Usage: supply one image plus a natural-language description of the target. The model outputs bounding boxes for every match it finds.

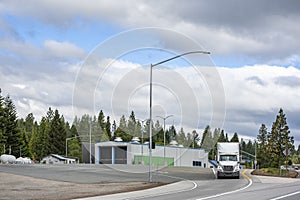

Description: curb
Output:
[76,180,196,200]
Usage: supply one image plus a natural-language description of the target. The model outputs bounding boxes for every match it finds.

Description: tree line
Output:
[0,88,298,168]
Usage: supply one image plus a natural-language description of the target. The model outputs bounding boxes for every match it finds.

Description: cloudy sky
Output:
[0,0,300,146]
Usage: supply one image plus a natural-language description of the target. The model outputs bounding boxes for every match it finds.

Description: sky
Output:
[0,0,300,146]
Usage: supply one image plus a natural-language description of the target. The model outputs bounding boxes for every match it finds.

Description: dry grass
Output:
[0,172,166,200]
[251,168,299,178]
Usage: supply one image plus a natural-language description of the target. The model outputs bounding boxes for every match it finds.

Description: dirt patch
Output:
[0,172,166,200]
[251,169,299,178]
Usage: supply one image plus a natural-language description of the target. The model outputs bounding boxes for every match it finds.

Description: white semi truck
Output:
[217,142,240,179]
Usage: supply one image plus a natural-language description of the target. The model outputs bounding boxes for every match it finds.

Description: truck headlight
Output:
[217,165,223,172]
[233,165,240,172]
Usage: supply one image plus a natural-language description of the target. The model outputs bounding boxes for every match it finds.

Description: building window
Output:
[193,161,202,167]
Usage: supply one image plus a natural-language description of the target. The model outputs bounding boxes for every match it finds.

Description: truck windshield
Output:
[220,155,237,161]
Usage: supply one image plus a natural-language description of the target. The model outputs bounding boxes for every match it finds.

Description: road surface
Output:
[1,164,300,200]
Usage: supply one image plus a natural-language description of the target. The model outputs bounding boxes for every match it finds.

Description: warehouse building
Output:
[94,138,210,168]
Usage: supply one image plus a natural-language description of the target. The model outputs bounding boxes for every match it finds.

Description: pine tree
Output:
[114,115,131,141]
[128,111,136,137]
[105,116,112,140]
[267,108,293,168]
[225,133,229,142]
[67,125,82,161]
[154,120,163,144]
[176,127,186,146]
[191,130,199,148]
[218,130,227,142]
[257,124,269,167]
[29,122,39,160]
[98,110,105,131]
[200,125,214,159]
[168,125,177,142]
[48,109,66,155]
[230,132,239,142]
[0,89,4,154]
[112,120,117,138]
[3,95,21,156]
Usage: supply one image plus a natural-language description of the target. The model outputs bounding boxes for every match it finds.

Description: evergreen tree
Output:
[211,128,221,159]
[29,121,39,160]
[176,127,186,146]
[98,110,105,131]
[135,120,144,143]
[112,120,117,138]
[2,95,21,156]
[25,113,34,139]
[218,130,227,142]
[48,109,67,155]
[128,111,136,137]
[267,108,293,168]
[191,130,199,148]
[168,125,177,142]
[67,125,82,161]
[200,125,214,152]
[230,132,239,142]
[105,116,112,140]
[0,89,4,154]
[154,120,163,144]
[257,124,269,168]
[114,115,131,141]
[185,132,193,147]
[20,130,30,157]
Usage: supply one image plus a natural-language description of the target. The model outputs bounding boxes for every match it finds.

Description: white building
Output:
[41,154,78,164]
[95,141,210,168]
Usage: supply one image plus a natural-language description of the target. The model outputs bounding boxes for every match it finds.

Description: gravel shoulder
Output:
[0,172,165,200]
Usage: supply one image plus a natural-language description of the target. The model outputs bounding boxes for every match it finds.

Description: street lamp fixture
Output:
[149,50,210,182]
[137,118,147,158]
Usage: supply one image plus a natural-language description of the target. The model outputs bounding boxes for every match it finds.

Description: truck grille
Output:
[223,166,234,171]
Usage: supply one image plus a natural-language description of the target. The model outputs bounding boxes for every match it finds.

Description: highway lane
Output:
[90,170,300,200]
[201,172,300,200]
[126,171,250,200]
[126,170,300,200]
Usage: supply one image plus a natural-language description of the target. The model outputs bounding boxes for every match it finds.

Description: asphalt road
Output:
[1,164,300,200]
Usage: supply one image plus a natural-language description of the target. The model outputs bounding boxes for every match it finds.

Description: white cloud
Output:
[1,0,300,146]
[44,40,86,59]
[1,0,300,65]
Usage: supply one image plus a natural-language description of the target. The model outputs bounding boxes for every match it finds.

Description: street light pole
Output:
[137,119,147,157]
[66,135,80,157]
[157,115,173,163]
[149,50,210,182]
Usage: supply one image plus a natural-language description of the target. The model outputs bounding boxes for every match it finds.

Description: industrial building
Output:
[94,139,210,168]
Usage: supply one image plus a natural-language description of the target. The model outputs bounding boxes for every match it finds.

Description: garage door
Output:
[99,147,112,164]
[115,146,127,164]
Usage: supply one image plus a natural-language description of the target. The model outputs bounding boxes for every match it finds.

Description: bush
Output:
[251,168,298,178]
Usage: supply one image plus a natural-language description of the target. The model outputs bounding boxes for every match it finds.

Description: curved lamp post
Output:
[149,50,210,182]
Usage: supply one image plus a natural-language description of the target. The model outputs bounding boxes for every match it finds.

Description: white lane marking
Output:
[270,191,300,200]
[196,170,253,200]
[126,172,198,200]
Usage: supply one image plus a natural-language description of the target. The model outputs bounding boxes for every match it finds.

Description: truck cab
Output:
[217,142,240,179]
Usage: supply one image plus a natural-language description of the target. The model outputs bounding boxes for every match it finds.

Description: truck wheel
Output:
[217,172,221,179]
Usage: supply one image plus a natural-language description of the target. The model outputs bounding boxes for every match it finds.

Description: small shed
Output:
[41,154,78,164]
